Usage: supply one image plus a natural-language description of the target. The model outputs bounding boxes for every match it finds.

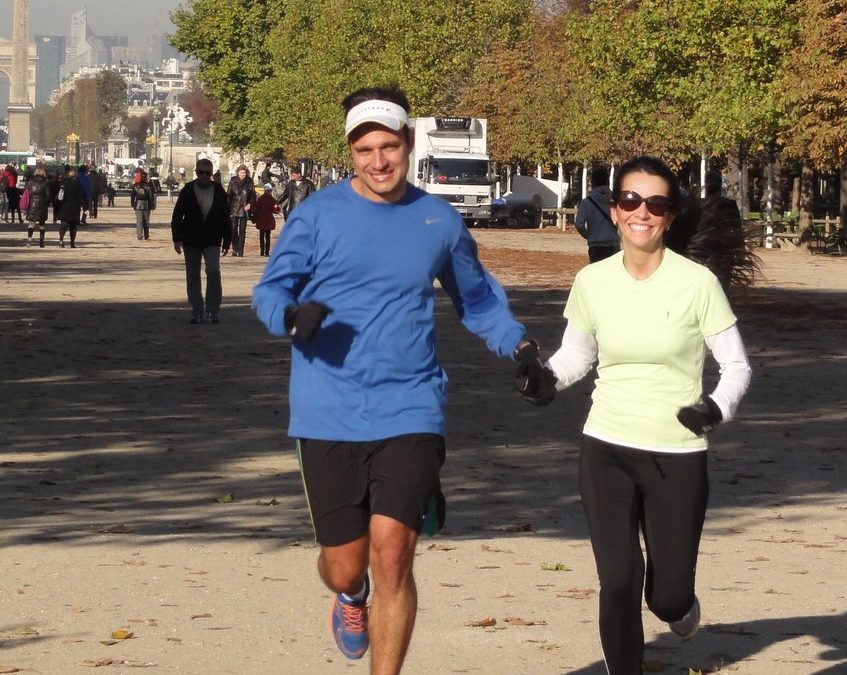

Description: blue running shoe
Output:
[329,577,369,659]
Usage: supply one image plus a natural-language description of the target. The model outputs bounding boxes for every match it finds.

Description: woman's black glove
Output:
[677,396,722,435]
[514,340,557,406]
[284,302,331,342]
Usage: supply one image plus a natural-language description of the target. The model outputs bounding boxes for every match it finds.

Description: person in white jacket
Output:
[520,155,751,675]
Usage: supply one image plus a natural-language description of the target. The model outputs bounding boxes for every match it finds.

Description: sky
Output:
[0,0,186,47]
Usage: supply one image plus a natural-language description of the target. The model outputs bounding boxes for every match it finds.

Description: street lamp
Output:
[152,109,162,174]
[66,132,79,164]
[168,109,175,177]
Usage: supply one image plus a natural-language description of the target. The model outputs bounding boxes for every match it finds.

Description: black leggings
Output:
[579,435,708,675]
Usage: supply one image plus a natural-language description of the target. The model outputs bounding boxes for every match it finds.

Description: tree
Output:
[170,0,286,150]
[243,0,534,162]
[779,0,847,227]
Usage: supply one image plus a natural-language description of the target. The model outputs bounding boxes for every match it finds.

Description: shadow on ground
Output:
[1,253,845,670]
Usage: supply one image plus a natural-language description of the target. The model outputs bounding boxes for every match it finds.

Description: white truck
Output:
[407,117,495,226]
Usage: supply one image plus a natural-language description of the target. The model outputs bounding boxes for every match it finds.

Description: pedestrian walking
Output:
[252,84,545,674]
[276,165,315,220]
[522,155,752,675]
[25,164,50,248]
[130,170,156,240]
[250,183,279,256]
[57,167,90,249]
[171,158,231,324]
[226,164,256,257]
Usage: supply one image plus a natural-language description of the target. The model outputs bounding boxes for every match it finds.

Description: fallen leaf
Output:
[540,562,571,572]
[426,543,456,551]
[689,669,704,675]
[439,582,462,588]
[255,498,280,506]
[480,544,513,553]
[110,630,133,640]
[465,617,497,628]
[215,494,235,504]
[96,524,131,534]
[76,658,114,667]
[0,667,22,673]
[191,613,213,620]
[504,616,547,626]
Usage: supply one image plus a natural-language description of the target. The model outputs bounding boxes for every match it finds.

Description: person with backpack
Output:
[24,164,50,248]
[575,166,620,263]
[131,170,156,240]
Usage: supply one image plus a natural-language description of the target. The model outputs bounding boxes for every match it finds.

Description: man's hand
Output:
[677,396,722,435]
[514,340,556,406]
[173,241,182,255]
[221,243,230,256]
[284,302,332,342]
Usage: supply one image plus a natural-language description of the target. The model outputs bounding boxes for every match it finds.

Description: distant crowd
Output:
[3,159,321,255]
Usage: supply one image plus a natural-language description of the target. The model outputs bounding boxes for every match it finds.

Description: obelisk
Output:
[7,0,33,152]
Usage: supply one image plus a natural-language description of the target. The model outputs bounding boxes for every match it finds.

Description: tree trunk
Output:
[799,159,814,229]
[841,162,847,232]
[726,147,746,218]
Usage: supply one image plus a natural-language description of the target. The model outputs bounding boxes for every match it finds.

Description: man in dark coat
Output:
[171,158,231,324]
[574,166,619,263]
[277,166,316,219]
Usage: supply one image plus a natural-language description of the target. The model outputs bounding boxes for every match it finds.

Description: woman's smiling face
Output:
[612,171,674,255]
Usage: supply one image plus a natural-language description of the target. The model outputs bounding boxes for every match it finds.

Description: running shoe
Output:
[668,595,700,640]
[329,577,369,659]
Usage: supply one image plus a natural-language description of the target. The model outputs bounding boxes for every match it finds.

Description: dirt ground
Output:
[1,198,845,675]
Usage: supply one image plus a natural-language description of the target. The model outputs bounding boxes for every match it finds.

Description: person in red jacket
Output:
[250,183,279,256]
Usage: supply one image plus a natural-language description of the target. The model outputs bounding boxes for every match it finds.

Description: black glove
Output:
[514,340,557,406]
[677,396,722,435]
[284,302,331,342]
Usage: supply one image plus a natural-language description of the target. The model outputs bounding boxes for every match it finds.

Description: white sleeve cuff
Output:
[705,325,752,422]
[546,322,598,390]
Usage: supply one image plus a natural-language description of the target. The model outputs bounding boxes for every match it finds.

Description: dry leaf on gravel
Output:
[191,613,212,620]
[464,617,497,628]
[0,667,22,673]
[215,494,235,504]
[76,659,114,667]
[504,616,547,626]
[110,630,133,640]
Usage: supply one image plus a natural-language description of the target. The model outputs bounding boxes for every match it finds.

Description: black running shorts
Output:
[296,433,446,547]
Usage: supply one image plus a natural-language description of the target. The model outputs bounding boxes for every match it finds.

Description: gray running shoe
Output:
[668,596,700,640]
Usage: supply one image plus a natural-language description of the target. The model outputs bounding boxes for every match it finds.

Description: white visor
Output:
[344,100,409,139]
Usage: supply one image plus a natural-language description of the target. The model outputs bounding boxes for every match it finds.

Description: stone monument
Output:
[7,0,32,152]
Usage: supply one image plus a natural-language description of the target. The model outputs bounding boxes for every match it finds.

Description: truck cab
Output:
[407,117,494,226]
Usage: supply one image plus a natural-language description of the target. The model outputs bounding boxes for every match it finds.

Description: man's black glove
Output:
[514,340,557,406]
[677,396,722,435]
[284,302,331,342]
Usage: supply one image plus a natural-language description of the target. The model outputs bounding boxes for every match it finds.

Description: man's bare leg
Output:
[318,536,370,594]
[368,514,418,675]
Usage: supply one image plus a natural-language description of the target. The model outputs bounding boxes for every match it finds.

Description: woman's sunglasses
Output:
[615,191,673,217]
